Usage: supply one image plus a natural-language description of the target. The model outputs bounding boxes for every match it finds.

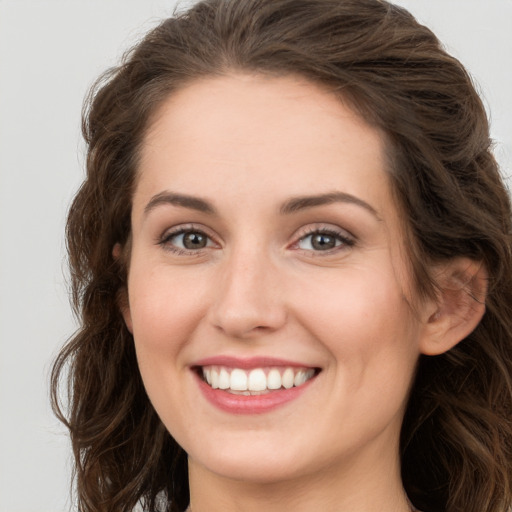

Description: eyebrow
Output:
[143,190,380,219]
[280,192,380,219]
[144,191,216,216]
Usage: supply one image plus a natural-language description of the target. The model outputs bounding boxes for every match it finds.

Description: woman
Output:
[51,0,512,511]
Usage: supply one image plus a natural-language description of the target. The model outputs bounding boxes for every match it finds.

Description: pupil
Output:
[312,234,335,250]
[183,232,206,249]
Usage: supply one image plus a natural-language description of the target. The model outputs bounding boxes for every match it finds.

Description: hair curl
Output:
[51,1,512,511]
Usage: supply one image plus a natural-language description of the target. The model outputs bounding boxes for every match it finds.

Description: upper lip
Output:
[192,355,318,370]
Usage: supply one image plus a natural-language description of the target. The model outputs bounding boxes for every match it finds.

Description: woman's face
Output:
[124,74,432,484]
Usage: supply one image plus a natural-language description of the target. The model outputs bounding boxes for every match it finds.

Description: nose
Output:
[209,248,287,339]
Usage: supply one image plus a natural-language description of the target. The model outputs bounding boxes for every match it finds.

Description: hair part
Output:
[51,1,512,511]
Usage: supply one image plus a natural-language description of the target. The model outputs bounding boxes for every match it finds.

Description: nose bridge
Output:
[210,242,286,338]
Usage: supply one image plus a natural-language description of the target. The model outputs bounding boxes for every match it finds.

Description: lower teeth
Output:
[227,389,274,396]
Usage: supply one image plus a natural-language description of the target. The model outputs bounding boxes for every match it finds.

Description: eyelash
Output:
[158,225,215,255]
[294,227,355,254]
[158,225,355,256]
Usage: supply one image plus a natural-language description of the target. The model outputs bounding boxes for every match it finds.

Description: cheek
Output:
[126,265,211,432]
[127,263,211,363]
[291,263,420,392]
[294,263,414,341]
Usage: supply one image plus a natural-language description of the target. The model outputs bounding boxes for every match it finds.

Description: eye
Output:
[296,229,354,252]
[159,227,216,253]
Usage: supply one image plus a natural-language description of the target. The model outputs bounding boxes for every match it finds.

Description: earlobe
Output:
[113,243,133,334]
[419,258,487,356]
[112,243,123,260]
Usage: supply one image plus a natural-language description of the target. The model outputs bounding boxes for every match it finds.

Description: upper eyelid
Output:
[159,223,216,240]
[293,223,355,241]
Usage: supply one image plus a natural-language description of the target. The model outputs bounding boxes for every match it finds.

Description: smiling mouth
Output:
[196,366,319,395]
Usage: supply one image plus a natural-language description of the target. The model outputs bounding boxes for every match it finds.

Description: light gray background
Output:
[0,1,510,511]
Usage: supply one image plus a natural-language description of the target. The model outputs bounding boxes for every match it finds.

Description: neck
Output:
[187,442,411,512]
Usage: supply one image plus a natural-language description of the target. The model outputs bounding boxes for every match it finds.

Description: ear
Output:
[113,243,133,334]
[419,258,487,356]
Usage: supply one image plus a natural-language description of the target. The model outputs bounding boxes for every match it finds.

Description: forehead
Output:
[138,73,390,205]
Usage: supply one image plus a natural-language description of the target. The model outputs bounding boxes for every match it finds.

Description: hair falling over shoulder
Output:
[51,1,512,511]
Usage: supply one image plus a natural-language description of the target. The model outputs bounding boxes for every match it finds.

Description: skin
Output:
[121,74,484,512]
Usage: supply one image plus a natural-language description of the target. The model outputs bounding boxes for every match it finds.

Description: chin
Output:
[184,430,331,486]
[197,454,310,485]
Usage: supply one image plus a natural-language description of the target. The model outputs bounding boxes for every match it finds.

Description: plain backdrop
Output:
[0,1,510,511]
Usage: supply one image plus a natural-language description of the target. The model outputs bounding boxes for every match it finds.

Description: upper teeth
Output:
[202,366,316,393]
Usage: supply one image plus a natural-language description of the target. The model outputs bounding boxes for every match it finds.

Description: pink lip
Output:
[191,356,319,414]
[194,372,315,415]
[192,355,315,369]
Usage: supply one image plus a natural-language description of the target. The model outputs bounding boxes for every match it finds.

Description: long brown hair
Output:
[51,1,512,511]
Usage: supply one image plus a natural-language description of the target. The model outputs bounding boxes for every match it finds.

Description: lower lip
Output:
[194,372,315,414]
